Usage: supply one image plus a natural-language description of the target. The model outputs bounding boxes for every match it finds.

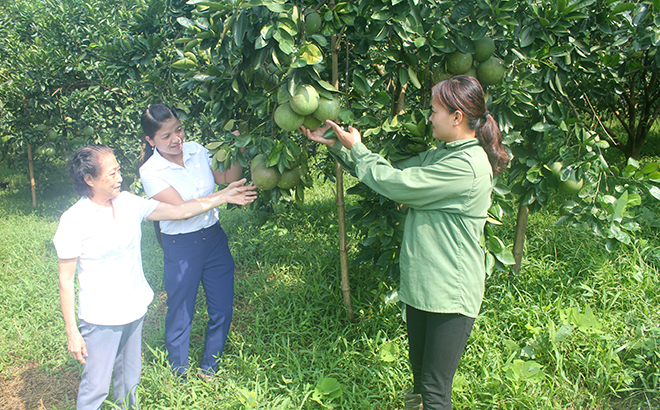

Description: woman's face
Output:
[428,99,456,142]
[86,153,122,202]
[147,116,185,159]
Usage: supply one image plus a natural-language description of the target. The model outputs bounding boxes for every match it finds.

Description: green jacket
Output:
[330,138,493,317]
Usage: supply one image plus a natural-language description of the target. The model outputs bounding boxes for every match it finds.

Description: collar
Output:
[436,138,480,150]
[79,194,118,212]
[151,142,197,170]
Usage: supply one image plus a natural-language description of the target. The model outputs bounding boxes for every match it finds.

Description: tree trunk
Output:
[27,143,37,208]
[512,202,529,275]
[331,2,354,322]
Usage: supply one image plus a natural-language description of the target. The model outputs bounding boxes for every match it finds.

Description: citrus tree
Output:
[159,0,660,282]
[0,0,155,202]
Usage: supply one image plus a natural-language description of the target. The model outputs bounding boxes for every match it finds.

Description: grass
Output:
[0,159,659,409]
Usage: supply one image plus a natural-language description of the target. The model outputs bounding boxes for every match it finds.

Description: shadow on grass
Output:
[0,363,79,410]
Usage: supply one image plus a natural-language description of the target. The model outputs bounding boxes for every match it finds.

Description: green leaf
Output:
[505,359,546,382]
[487,235,505,253]
[647,184,660,201]
[176,16,196,30]
[495,248,515,266]
[407,66,421,89]
[316,79,339,93]
[641,163,659,174]
[273,29,295,54]
[378,342,399,362]
[233,12,247,47]
[627,193,642,207]
[399,67,409,87]
[300,44,323,65]
[171,58,197,69]
[520,26,536,47]
[612,191,628,223]
[414,37,426,48]
[316,377,342,395]
[450,0,474,22]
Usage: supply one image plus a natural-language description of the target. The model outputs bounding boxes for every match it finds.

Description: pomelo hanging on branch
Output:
[277,167,302,189]
[473,37,495,62]
[477,57,506,86]
[290,84,320,116]
[304,12,322,35]
[274,103,305,132]
[303,115,323,131]
[446,51,473,75]
[312,96,341,122]
[250,154,281,190]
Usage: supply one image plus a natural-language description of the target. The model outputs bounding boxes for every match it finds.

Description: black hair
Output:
[432,75,510,175]
[69,145,114,198]
[139,104,179,166]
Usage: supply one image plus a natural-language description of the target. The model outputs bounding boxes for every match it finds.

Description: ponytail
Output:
[476,114,509,176]
[137,142,155,173]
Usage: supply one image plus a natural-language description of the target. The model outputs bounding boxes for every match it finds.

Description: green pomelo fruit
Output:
[82,126,94,136]
[473,37,495,62]
[312,96,341,122]
[560,177,584,194]
[36,146,46,155]
[446,51,473,74]
[548,161,563,178]
[274,103,305,132]
[36,124,47,131]
[303,115,323,131]
[44,146,56,157]
[305,12,322,35]
[464,66,477,78]
[47,130,58,140]
[251,154,281,190]
[277,167,301,189]
[477,57,506,86]
[432,69,451,84]
[290,84,320,116]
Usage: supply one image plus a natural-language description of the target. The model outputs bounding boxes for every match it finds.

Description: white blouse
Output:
[53,192,159,325]
[139,141,218,235]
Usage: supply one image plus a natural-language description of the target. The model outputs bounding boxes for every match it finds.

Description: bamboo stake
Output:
[27,142,37,208]
[512,202,529,275]
[330,0,354,322]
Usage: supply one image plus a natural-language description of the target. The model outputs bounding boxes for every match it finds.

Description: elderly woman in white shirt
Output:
[53,145,256,409]
[138,104,245,380]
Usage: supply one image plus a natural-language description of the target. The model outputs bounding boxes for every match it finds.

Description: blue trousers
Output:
[406,306,474,410]
[77,316,144,410]
[161,223,235,375]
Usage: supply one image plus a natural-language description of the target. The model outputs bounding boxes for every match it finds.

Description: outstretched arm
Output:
[147,178,257,221]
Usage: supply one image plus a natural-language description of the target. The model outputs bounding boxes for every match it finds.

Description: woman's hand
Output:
[300,122,334,146]
[219,178,258,206]
[325,120,361,149]
[67,328,87,364]
[301,120,361,150]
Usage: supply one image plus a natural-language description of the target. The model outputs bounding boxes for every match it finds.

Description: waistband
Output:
[161,221,221,240]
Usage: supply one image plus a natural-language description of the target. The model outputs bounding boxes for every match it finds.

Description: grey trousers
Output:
[76,316,144,410]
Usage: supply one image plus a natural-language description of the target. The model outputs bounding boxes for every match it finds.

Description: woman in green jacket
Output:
[301,75,509,410]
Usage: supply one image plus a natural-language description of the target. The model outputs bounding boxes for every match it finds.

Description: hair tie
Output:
[482,110,489,119]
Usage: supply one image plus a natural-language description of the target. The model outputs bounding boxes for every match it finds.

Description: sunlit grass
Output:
[0,162,658,409]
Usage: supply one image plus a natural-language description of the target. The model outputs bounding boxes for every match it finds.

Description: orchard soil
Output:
[0,364,78,410]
